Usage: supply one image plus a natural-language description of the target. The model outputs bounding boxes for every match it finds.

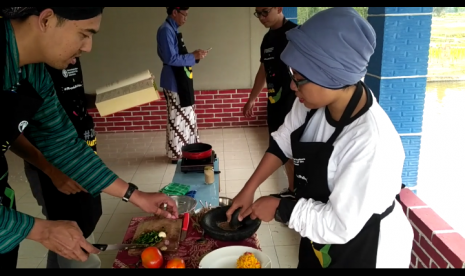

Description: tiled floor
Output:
[6,127,300,268]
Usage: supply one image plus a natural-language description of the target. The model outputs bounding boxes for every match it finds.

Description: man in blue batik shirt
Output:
[157,7,209,163]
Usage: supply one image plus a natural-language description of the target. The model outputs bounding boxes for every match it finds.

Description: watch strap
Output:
[122,183,138,202]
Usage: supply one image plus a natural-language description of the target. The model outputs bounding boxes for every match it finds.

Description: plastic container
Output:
[204,166,214,185]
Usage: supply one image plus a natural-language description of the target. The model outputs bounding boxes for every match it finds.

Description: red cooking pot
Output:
[181,143,212,160]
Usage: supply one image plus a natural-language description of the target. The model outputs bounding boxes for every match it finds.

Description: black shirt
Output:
[45,58,97,152]
[260,19,298,132]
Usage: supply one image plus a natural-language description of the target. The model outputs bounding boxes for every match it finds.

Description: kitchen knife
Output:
[91,243,152,252]
[180,213,189,241]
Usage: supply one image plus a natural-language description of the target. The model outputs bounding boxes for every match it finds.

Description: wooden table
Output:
[112,158,233,268]
[112,214,261,268]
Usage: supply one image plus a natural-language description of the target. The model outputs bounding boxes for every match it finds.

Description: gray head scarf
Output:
[281,7,376,89]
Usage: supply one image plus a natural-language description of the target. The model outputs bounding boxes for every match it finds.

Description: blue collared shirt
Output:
[157,17,196,93]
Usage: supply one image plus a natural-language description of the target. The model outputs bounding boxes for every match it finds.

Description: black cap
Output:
[37,7,104,20]
[0,7,104,20]
[166,7,189,15]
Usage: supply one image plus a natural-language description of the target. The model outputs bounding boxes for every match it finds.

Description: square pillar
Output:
[283,7,298,24]
[365,7,433,191]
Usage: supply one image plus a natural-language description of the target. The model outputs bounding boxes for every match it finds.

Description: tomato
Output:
[166,258,186,268]
[141,247,163,269]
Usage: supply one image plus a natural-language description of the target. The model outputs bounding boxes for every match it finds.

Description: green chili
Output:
[134,231,162,245]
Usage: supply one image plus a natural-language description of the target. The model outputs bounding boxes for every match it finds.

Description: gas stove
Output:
[180,150,216,173]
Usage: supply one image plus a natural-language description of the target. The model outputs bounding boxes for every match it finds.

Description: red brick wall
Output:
[88,88,269,133]
[399,189,465,268]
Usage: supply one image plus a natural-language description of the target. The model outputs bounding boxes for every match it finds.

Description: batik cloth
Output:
[163,89,200,159]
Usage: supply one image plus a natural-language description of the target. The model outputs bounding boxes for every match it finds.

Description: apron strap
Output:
[298,109,318,135]
[382,184,407,220]
[305,109,318,124]
[395,183,406,202]
[379,200,395,220]
[326,81,363,145]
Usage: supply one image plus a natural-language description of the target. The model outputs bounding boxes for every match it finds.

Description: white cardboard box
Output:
[95,70,161,117]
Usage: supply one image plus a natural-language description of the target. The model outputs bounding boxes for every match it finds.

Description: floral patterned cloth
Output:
[112,215,261,269]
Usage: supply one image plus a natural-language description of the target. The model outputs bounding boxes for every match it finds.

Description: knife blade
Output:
[180,213,190,241]
[91,243,152,252]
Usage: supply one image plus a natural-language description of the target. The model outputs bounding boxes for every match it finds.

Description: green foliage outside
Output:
[429,11,465,79]
[297,7,465,80]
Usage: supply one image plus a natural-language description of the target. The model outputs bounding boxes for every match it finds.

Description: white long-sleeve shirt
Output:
[271,92,414,267]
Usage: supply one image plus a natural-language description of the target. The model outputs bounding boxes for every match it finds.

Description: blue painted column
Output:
[283,7,298,24]
[365,7,433,192]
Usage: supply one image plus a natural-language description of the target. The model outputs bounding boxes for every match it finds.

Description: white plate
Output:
[199,246,272,268]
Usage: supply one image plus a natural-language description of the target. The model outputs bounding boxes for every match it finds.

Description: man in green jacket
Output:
[0,7,178,268]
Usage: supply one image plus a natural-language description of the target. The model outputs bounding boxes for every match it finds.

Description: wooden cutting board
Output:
[128,217,182,256]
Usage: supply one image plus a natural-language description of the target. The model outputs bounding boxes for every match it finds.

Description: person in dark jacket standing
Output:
[243,7,298,199]
[25,57,102,268]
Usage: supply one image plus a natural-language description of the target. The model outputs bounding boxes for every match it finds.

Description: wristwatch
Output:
[122,183,138,202]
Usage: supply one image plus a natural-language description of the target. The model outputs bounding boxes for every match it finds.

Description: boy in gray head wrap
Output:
[281,7,376,90]
[227,7,413,269]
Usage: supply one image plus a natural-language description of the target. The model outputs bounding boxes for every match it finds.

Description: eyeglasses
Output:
[178,11,188,17]
[254,7,274,18]
[288,67,310,89]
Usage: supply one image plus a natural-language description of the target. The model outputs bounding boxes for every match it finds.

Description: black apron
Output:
[31,163,102,239]
[27,60,102,239]
[0,159,19,268]
[45,58,97,153]
[30,57,102,239]
[292,81,397,268]
[262,17,296,134]
[163,19,195,108]
[0,17,44,267]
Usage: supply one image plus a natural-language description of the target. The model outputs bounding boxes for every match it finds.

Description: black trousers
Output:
[0,246,19,268]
